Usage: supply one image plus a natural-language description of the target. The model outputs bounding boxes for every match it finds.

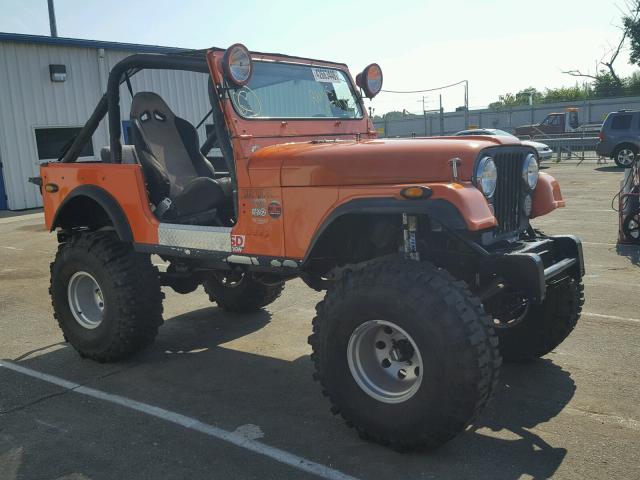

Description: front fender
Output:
[301,182,496,262]
[530,172,565,219]
[426,183,496,230]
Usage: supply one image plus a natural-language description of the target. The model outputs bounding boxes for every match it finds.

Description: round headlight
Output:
[522,153,539,190]
[474,156,497,198]
[356,63,383,98]
[223,43,253,86]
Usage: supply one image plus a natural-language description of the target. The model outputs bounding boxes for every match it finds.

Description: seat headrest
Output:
[130,92,176,124]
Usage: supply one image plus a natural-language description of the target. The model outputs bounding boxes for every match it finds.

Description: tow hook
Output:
[402,213,419,261]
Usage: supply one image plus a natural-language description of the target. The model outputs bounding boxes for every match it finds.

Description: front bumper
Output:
[483,235,584,303]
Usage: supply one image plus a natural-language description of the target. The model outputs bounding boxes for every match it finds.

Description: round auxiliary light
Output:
[356,63,383,98]
[523,193,533,216]
[223,43,253,86]
[522,153,539,190]
[474,156,498,198]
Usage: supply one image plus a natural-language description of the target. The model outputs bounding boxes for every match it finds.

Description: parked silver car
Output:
[454,129,553,162]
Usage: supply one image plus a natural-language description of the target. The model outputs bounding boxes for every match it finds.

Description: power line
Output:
[381,79,467,94]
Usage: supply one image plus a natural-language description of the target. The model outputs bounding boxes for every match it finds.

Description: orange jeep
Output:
[34,44,584,450]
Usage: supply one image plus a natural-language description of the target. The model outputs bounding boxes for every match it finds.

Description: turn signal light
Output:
[400,186,432,199]
[44,183,59,193]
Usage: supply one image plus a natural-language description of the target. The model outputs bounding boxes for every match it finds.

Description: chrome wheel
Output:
[347,320,423,404]
[617,148,635,167]
[623,209,640,242]
[67,271,105,329]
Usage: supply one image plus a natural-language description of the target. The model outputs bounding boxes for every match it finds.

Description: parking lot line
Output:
[583,312,640,324]
[0,360,358,480]
[582,241,622,247]
[0,245,23,251]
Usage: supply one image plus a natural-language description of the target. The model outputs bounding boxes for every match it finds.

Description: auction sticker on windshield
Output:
[312,68,342,83]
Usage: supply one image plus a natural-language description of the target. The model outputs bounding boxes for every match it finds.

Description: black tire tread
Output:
[308,260,501,450]
[203,275,284,313]
[622,208,640,244]
[497,278,584,362]
[50,232,163,362]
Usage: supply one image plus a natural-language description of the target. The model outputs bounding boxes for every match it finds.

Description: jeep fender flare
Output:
[51,185,133,242]
[302,197,467,264]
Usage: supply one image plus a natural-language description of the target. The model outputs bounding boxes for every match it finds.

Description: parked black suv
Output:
[597,110,640,167]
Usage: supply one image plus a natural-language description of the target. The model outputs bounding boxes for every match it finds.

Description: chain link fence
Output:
[372,95,640,161]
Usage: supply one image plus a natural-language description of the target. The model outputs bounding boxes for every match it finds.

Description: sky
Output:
[1,0,637,114]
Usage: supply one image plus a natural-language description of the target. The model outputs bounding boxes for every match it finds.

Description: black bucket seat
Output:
[130,92,232,222]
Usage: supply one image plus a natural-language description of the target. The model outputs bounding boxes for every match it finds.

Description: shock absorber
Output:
[402,213,420,261]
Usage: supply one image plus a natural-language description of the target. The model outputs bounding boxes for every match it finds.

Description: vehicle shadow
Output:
[1,308,576,480]
[595,166,625,173]
[463,360,574,478]
[616,243,640,265]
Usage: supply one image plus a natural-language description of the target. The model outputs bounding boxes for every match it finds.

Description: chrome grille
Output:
[493,151,525,234]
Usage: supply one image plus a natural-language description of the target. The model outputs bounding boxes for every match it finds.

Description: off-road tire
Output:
[308,260,501,450]
[50,232,163,362]
[495,277,584,362]
[623,207,640,244]
[203,274,284,313]
[613,145,637,168]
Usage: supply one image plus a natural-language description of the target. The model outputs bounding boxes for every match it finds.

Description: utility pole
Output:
[529,92,534,124]
[422,96,427,136]
[48,0,58,37]
[439,94,444,136]
[463,80,469,129]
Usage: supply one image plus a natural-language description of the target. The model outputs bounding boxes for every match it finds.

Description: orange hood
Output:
[248,136,522,187]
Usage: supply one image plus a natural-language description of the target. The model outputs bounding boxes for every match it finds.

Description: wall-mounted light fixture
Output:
[49,64,66,82]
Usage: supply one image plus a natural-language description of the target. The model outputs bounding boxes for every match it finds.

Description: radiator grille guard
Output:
[483,147,531,238]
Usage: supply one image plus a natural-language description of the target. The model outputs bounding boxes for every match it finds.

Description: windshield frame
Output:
[225,59,365,122]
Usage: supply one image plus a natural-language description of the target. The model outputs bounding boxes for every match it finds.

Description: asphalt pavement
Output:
[0,160,638,480]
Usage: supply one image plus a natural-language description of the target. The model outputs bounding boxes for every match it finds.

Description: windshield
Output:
[228,61,363,119]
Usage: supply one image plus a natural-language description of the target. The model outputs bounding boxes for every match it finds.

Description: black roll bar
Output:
[106,54,209,163]
[61,53,209,164]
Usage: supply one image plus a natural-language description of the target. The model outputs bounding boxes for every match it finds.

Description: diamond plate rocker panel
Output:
[158,223,232,251]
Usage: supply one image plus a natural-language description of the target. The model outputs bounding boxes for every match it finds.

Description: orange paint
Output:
[41,163,159,244]
[233,186,285,256]
[530,172,565,219]
[39,48,565,262]
[281,182,497,259]
[250,138,504,187]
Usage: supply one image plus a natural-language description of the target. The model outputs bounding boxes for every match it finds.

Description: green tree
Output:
[625,71,640,95]
[542,84,589,103]
[593,72,624,97]
[624,1,640,65]
[489,88,542,109]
